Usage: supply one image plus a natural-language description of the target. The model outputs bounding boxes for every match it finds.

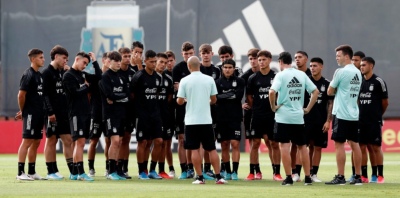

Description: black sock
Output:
[372,166,378,176]
[109,159,116,173]
[296,164,302,176]
[106,160,110,172]
[88,160,94,170]
[272,164,275,174]
[232,162,239,174]
[312,166,319,175]
[150,161,157,172]
[72,163,78,175]
[224,162,232,174]
[52,161,59,173]
[187,163,194,170]
[198,175,204,180]
[123,159,129,173]
[201,163,204,172]
[215,173,221,180]
[117,159,123,174]
[169,165,175,172]
[220,161,225,172]
[354,174,361,179]
[138,162,143,173]
[159,162,165,173]
[361,165,368,177]
[204,163,211,172]
[46,162,54,174]
[28,162,36,175]
[292,168,296,174]
[338,174,344,179]
[18,162,25,176]
[275,164,281,174]
[378,165,384,176]
[144,161,149,171]
[180,163,187,173]
[255,164,261,173]
[77,161,85,174]
[352,166,355,175]
[66,158,74,174]
[249,164,255,174]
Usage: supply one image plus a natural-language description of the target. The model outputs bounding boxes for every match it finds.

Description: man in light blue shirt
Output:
[325,44,363,185]
[269,52,319,186]
[176,56,226,185]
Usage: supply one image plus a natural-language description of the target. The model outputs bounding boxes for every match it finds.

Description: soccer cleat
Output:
[255,172,262,180]
[77,173,94,181]
[361,176,369,183]
[88,169,95,177]
[273,174,284,181]
[231,172,239,180]
[159,171,172,179]
[370,175,378,183]
[225,173,232,180]
[292,173,301,182]
[349,177,363,185]
[203,172,215,180]
[282,176,294,186]
[245,173,255,181]
[304,176,313,185]
[311,174,322,182]
[186,169,195,179]
[46,173,62,180]
[69,174,78,180]
[117,172,131,179]
[215,178,228,184]
[16,173,34,181]
[107,172,122,180]
[377,176,385,184]
[168,170,175,178]
[28,173,47,180]
[138,172,150,180]
[347,175,355,182]
[325,175,346,185]
[192,177,205,184]
[148,171,162,179]
[220,170,226,178]
[205,170,215,178]
[179,171,188,179]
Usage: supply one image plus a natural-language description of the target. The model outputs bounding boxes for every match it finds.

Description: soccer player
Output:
[172,41,195,179]
[42,45,74,180]
[305,57,333,182]
[269,51,319,186]
[217,45,242,77]
[351,51,365,70]
[177,56,227,184]
[99,51,129,180]
[16,48,46,181]
[131,50,163,180]
[215,59,245,180]
[246,50,281,181]
[359,57,389,183]
[325,44,363,185]
[155,52,174,179]
[62,51,101,181]
[130,41,145,71]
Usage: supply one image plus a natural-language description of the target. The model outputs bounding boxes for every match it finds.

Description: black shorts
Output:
[105,118,125,137]
[243,109,252,132]
[89,117,106,139]
[135,117,163,141]
[184,124,216,151]
[305,123,328,148]
[359,121,382,146]
[274,123,306,146]
[22,113,44,139]
[331,116,359,143]
[123,116,135,134]
[175,105,186,135]
[162,120,174,140]
[45,114,70,138]
[248,117,275,140]
[69,115,90,141]
[215,121,241,142]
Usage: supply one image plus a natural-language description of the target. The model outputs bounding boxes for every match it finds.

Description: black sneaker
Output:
[304,176,312,185]
[325,175,346,185]
[349,177,362,185]
[282,176,293,186]
[118,172,132,179]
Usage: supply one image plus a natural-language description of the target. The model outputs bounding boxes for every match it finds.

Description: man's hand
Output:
[107,98,113,104]
[303,108,310,114]
[88,52,96,62]
[322,121,330,133]
[174,83,179,92]
[15,111,22,120]
[64,65,70,71]
[242,103,250,110]
[132,53,142,65]
[48,114,56,123]
[272,105,282,112]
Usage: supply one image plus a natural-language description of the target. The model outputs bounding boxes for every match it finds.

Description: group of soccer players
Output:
[15,41,388,185]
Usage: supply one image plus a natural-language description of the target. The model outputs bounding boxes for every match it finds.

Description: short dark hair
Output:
[218,45,233,55]
[181,41,194,52]
[296,51,308,58]
[278,52,292,65]
[28,48,43,59]
[118,47,131,54]
[156,52,168,60]
[165,50,175,59]
[199,44,212,53]
[361,57,375,66]
[102,52,109,59]
[354,51,365,58]
[50,45,68,61]
[222,59,236,67]
[247,48,260,57]
[310,57,323,65]
[145,50,157,59]
[257,50,272,59]
[131,41,144,50]
[335,44,353,59]
[76,51,91,62]
[107,51,122,62]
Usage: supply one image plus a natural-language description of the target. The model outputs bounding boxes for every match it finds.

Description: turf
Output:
[1,153,399,197]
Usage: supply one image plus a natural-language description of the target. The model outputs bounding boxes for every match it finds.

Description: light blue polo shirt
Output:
[330,64,362,121]
[177,71,218,125]
[270,67,317,124]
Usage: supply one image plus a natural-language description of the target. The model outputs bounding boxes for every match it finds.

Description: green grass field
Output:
[1,153,399,197]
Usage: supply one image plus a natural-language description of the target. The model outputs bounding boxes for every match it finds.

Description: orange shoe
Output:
[273,174,284,181]
[377,176,385,183]
[245,173,255,180]
[361,176,369,183]
[159,171,172,179]
[255,172,262,180]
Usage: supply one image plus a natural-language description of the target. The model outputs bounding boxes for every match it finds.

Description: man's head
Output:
[101,52,110,71]
[144,50,157,71]
[309,57,324,77]
[107,51,122,71]
[156,52,168,73]
[187,56,200,72]
[218,45,233,62]
[165,50,176,72]
[28,48,45,68]
[247,48,260,69]
[118,47,132,66]
[50,45,68,69]
[199,44,214,64]
[295,51,308,68]
[335,44,353,66]
[257,50,272,69]
[181,41,195,62]
[360,57,375,76]
[131,41,144,55]
[278,51,292,70]
[222,59,236,78]
[352,51,365,69]
[73,51,91,71]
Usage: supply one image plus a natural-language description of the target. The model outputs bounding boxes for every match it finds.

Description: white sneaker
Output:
[168,170,175,178]
[89,169,95,177]
[216,178,228,184]
[46,173,62,180]
[192,178,205,184]
[311,174,322,182]
[28,173,47,180]
[55,172,64,179]
[16,173,34,181]
[292,173,301,182]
